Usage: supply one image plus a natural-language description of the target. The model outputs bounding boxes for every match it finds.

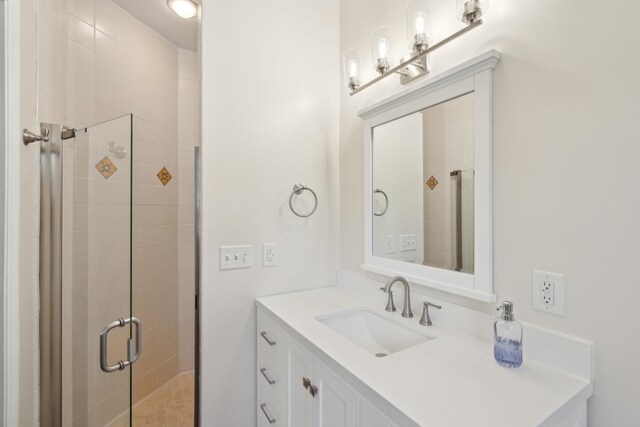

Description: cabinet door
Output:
[359,399,397,427]
[284,336,314,427]
[313,362,357,427]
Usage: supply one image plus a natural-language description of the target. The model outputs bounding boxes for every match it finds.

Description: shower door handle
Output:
[99,317,142,373]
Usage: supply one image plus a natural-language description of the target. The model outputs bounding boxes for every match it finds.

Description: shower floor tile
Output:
[108,371,194,427]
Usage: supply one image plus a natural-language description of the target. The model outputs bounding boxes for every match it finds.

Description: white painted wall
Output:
[372,112,424,263]
[200,0,340,423]
[177,48,200,373]
[0,2,4,416]
[16,0,39,423]
[340,0,640,425]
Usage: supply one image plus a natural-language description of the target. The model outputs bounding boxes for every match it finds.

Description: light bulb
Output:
[457,0,488,24]
[377,39,388,59]
[348,61,358,78]
[406,0,430,52]
[167,0,198,19]
[415,14,426,34]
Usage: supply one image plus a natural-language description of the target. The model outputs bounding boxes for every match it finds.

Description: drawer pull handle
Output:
[260,403,276,424]
[302,377,311,389]
[260,331,276,346]
[260,367,276,385]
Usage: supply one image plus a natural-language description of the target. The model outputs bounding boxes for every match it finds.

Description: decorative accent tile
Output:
[157,166,172,186]
[426,176,439,190]
[95,156,118,179]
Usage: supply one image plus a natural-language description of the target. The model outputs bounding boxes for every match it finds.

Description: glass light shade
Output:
[406,0,430,52]
[456,0,488,24]
[342,49,362,90]
[371,26,393,74]
[167,0,198,19]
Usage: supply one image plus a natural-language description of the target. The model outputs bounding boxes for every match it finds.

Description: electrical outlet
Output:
[541,280,554,305]
[262,243,278,267]
[400,234,417,252]
[220,245,253,270]
[385,235,394,254]
[532,270,565,316]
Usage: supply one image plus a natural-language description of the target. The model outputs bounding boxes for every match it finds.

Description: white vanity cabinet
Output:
[257,307,399,427]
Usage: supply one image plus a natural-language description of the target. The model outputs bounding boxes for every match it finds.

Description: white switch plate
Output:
[400,234,417,252]
[220,245,253,270]
[532,270,565,317]
[262,243,278,267]
[385,235,394,254]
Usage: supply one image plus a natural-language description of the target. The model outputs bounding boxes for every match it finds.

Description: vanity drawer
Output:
[258,347,283,426]
[257,308,284,367]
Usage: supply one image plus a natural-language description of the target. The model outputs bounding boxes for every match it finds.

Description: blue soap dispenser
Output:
[493,301,523,368]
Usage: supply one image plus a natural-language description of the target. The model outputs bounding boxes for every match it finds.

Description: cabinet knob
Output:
[308,384,318,397]
[302,377,311,389]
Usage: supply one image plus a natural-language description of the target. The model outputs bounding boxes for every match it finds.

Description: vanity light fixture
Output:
[345,0,488,95]
[343,49,363,91]
[167,0,198,19]
[371,27,393,74]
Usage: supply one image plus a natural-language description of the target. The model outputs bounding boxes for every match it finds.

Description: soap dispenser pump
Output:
[493,301,523,368]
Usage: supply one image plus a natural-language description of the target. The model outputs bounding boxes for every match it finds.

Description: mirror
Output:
[372,93,475,273]
[360,50,500,302]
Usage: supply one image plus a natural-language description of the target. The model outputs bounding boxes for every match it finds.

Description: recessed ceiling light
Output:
[167,0,198,19]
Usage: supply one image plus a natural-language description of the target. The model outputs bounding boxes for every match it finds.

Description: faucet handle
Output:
[380,287,397,312]
[419,301,442,326]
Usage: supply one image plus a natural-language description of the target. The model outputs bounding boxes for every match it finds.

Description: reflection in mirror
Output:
[372,92,475,273]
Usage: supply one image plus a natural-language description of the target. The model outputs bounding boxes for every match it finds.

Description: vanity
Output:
[255,281,593,427]
[256,51,593,426]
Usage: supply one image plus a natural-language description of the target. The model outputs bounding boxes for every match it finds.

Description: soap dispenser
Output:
[493,301,523,368]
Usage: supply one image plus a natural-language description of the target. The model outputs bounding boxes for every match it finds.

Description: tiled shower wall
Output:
[422,93,474,270]
[34,0,199,424]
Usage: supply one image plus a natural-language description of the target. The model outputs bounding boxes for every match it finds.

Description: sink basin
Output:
[316,309,433,356]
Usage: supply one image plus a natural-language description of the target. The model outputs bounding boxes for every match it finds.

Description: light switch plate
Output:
[220,245,253,270]
[262,243,278,267]
[532,270,565,317]
[400,234,417,252]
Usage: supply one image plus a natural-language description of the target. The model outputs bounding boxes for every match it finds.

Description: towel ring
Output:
[374,189,389,216]
[289,184,318,218]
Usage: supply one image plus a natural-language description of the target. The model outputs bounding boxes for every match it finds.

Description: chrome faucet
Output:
[381,276,413,318]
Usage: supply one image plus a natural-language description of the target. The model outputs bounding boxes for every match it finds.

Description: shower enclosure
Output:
[38,114,198,426]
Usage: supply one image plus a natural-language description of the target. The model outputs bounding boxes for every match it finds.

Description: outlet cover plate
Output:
[532,270,565,317]
[220,245,253,270]
[262,243,278,267]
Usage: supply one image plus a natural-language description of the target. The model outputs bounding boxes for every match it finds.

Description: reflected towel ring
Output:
[374,189,389,216]
[289,184,318,218]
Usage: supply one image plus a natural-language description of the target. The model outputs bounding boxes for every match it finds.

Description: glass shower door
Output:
[60,114,135,426]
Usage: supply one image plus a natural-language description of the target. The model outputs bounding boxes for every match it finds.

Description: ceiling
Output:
[112,0,198,51]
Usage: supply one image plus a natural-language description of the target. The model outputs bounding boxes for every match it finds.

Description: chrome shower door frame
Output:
[39,123,63,427]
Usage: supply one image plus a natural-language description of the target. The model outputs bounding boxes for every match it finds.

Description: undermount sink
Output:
[316,308,434,356]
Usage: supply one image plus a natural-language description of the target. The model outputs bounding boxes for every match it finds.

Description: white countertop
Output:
[256,286,593,427]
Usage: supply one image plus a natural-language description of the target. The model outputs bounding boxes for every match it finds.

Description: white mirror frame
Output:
[360,50,500,303]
